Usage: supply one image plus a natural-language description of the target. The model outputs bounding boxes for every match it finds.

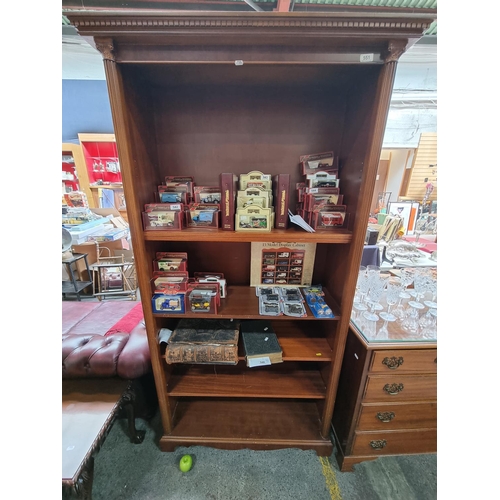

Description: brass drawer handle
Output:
[376,411,395,422]
[383,383,404,395]
[382,356,404,369]
[370,439,387,450]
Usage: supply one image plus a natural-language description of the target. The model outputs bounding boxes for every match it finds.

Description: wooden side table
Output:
[62,379,145,499]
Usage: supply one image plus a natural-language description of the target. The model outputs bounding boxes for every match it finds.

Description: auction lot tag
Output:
[248,357,271,368]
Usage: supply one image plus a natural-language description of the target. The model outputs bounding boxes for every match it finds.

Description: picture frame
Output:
[387,201,420,235]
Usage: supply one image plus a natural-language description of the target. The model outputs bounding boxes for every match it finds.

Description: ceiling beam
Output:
[276,0,291,12]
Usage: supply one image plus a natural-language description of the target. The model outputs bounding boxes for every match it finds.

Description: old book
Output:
[241,320,283,367]
[273,173,290,229]
[165,318,240,365]
[220,173,238,231]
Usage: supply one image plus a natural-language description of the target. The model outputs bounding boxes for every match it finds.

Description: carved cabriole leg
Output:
[122,382,146,444]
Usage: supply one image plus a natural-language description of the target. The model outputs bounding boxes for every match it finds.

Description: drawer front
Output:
[371,349,437,373]
[364,374,436,402]
[357,402,437,431]
[352,428,437,456]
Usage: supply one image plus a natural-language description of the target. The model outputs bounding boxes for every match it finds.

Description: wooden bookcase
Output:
[65,9,434,456]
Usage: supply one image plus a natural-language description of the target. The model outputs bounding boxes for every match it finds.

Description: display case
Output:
[77,133,128,222]
[332,286,437,471]
[62,143,94,208]
[65,8,435,456]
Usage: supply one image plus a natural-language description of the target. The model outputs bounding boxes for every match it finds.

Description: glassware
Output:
[419,308,434,329]
[413,214,428,248]
[401,302,421,335]
[408,268,430,310]
[423,273,437,309]
[399,267,416,299]
[420,308,437,339]
[393,293,410,321]
[354,267,370,312]
[380,277,403,322]
[363,275,388,322]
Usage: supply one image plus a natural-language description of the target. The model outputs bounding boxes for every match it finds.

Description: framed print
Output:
[387,201,419,235]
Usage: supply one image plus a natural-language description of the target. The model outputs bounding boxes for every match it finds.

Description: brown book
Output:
[165,318,240,365]
[220,173,238,231]
[273,173,290,229]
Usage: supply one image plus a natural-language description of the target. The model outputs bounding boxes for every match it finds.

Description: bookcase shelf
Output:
[168,362,326,399]
[144,228,353,244]
[66,8,433,457]
[161,398,332,453]
[153,286,340,320]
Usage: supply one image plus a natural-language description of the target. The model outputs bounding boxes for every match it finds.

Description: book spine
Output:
[273,174,290,229]
[165,343,238,364]
[220,173,237,231]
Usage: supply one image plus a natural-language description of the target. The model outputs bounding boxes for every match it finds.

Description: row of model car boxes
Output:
[150,252,225,314]
[143,161,347,231]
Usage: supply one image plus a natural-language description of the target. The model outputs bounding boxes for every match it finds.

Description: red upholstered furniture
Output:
[62,301,151,380]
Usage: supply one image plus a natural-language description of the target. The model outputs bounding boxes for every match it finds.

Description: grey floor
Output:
[91,410,437,500]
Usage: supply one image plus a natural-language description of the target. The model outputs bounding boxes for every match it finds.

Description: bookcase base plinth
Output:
[159,398,333,456]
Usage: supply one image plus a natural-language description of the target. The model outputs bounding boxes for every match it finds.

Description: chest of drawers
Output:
[332,326,437,472]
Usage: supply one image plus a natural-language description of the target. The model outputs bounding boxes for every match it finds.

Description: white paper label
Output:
[235,60,244,66]
[158,328,173,344]
[248,357,271,368]
[360,53,374,63]
[170,204,181,210]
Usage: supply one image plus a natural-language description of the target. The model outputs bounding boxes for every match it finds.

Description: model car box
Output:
[193,186,222,204]
[151,273,190,294]
[143,203,184,230]
[239,171,272,191]
[152,292,186,314]
[193,272,227,298]
[310,205,347,229]
[237,186,272,208]
[164,176,195,200]
[154,252,188,272]
[299,151,338,176]
[157,187,189,205]
[186,282,220,314]
[236,206,274,232]
[185,203,220,228]
[306,171,339,189]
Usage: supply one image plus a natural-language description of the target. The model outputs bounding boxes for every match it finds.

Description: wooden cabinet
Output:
[332,325,437,471]
[65,9,434,456]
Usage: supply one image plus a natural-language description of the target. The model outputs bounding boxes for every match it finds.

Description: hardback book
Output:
[220,173,238,231]
[273,173,290,229]
[165,318,240,365]
[240,320,283,367]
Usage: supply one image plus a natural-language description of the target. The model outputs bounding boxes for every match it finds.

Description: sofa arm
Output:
[116,323,151,379]
[62,333,129,378]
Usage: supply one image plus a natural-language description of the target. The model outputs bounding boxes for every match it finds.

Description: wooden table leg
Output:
[62,456,94,499]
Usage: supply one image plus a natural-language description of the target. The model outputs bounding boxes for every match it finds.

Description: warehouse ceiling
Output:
[62,0,438,35]
[62,0,437,148]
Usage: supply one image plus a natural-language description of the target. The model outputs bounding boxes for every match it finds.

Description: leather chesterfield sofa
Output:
[62,301,151,379]
[62,300,156,419]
